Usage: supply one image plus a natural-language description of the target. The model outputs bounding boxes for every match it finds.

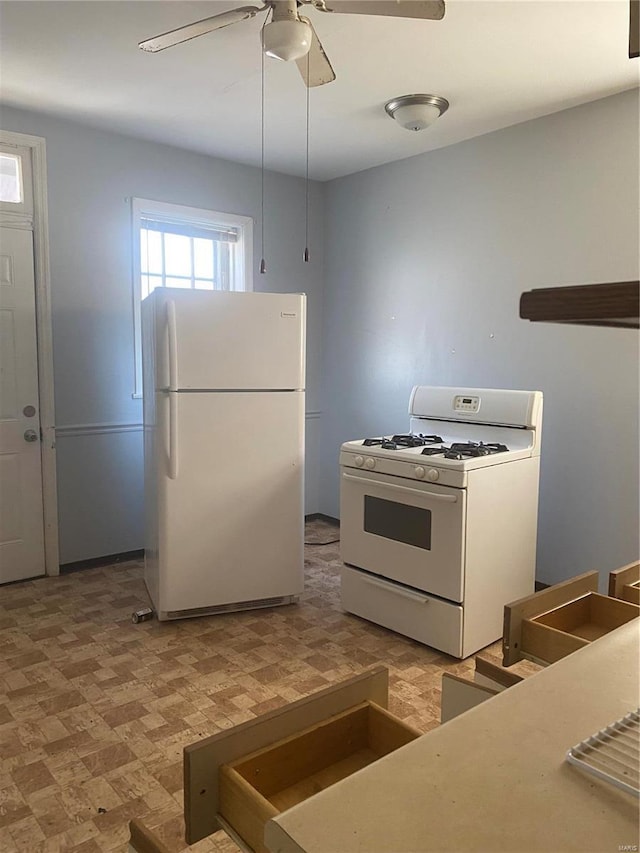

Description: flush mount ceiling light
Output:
[385,94,449,131]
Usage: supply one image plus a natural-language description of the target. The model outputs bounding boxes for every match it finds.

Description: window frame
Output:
[131,197,253,398]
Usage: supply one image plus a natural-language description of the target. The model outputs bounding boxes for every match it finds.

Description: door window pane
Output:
[0,154,22,204]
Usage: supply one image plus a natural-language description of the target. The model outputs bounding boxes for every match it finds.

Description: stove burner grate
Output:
[364,437,510,458]
[391,433,444,447]
[422,441,510,459]
[363,433,443,450]
[446,441,510,459]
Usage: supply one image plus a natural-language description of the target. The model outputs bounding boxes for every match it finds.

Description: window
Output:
[0,153,23,203]
[0,144,32,216]
[132,198,253,396]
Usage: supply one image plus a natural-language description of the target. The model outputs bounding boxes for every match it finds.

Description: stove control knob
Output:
[354,455,364,467]
[427,468,440,482]
[365,457,376,469]
[415,466,426,479]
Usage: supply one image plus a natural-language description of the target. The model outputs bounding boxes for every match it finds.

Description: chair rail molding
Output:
[56,422,144,438]
[56,411,322,438]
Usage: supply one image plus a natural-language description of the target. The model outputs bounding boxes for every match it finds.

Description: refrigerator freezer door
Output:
[150,288,306,391]
[152,390,304,615]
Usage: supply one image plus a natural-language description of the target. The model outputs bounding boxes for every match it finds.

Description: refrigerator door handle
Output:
[166,299,179,479]
[167,299,178,391]
[169,392,179,480]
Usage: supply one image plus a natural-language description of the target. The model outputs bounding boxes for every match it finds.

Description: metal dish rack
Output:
[566,708,640,797]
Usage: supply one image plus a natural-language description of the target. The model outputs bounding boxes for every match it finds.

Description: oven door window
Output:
[364,495,431,550]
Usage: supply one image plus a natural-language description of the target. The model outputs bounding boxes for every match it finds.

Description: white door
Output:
[0,225,45,583]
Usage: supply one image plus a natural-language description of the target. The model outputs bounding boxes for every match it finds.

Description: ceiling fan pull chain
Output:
[303,46,310,263]
[260,16,267,274]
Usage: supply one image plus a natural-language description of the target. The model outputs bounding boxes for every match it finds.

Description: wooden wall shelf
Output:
[519,281,639,328]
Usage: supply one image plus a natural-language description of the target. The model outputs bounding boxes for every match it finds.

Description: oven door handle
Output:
[342,472,458,503]
[363,575,431,603]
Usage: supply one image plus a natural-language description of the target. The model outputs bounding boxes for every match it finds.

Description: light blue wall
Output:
[319,90,640,587]
[4,90,639,584]
[0,105,325,563]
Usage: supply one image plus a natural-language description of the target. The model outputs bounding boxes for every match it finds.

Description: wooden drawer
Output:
[609,560,640,604]
[221,700,418,853]
[440,657,526,723]
[503,570,640,666]
[440,673,499,723]
[182,666,420,852]
[473,655,527,690]
[128,818,171,853]
[522,592,639,664]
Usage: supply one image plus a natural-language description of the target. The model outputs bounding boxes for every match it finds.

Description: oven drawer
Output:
[341,565,464,658]
[503,570,640,666]
[182,666,419,851]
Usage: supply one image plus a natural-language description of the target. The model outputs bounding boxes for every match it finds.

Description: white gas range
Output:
[339,386,543,659]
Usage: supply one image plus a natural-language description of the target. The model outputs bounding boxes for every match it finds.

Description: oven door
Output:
[340,467,466,602]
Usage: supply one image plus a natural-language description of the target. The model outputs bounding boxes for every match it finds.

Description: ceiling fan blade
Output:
[296,17,336,87]
[138,5,265,52]
[319,1,445,21]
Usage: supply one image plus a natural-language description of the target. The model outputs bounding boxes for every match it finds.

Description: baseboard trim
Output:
[60,550,144,574]
[305,513,340,526]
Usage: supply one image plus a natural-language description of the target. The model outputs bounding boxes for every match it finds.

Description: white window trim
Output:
[131,197,253,398]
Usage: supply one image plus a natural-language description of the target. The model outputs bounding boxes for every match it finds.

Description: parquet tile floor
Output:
[1,520,535,852]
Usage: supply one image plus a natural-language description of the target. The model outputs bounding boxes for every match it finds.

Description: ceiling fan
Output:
[139,0,445,87]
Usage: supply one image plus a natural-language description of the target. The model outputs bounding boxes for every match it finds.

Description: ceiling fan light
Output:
[262,19,312,62]
[385,94,449,131]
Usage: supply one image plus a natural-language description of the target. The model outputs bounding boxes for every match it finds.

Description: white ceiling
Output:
[0,1,638,181]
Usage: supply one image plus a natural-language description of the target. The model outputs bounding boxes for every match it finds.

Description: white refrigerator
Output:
[141,288,306,620]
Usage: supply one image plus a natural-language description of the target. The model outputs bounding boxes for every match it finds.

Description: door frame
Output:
[0,129,59,576]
